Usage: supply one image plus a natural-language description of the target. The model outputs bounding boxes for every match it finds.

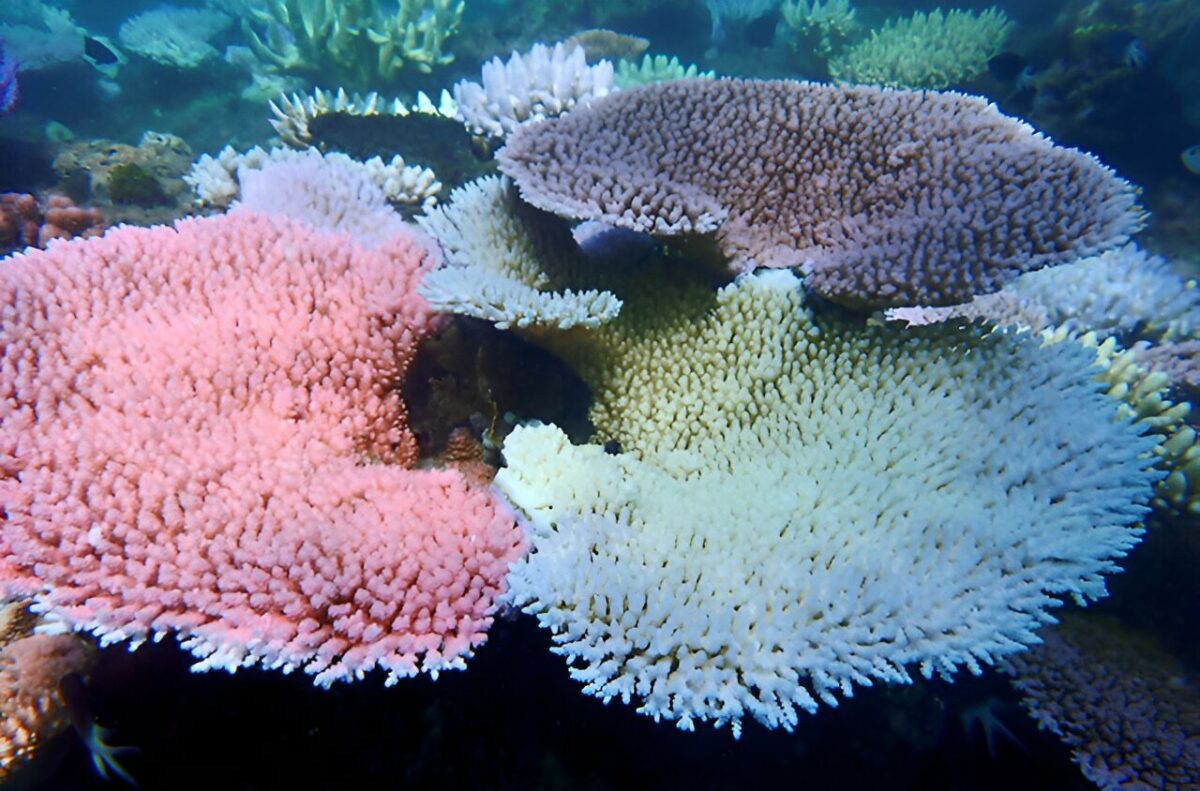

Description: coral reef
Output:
[704,0,778,43]
[229,148,420,247]
[186,145,440,216]
[0,606,96,784]
[780,0,858,59]
[418,176,622,330]
[266,87,488,192]
[106,162,169,206]
[613,54,715,89]
[268,87,458,149]
[563,29,649,64]
[886,243,1200,342]
[0,6,84,73]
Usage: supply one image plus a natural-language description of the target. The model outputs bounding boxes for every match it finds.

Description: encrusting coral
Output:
[498,78,1142,309]
[495,265,1160,737]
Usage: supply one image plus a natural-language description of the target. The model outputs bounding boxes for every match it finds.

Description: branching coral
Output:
[238,0,463,86]
[829,8,1013,89]
[781,0,859,58]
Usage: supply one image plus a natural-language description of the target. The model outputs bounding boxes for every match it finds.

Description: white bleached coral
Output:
[496,269,1159,737]
[453,42,614,139]
[118,6,231,68]
[417,176,621,329]
[267,86,458,149]
[886,243,1200,341]
[185,145,440,211]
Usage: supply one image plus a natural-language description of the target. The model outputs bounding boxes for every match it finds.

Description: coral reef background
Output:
[0,0,1197,788]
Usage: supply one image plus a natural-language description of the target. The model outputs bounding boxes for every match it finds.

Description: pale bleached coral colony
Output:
[1,2,1197,765]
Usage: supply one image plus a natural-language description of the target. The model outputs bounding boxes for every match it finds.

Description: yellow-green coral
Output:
[829,7,1012,89]
[781,0,858,58]
[241,0,463,86]
[1048,327,1200,514]
[613,54,715,89]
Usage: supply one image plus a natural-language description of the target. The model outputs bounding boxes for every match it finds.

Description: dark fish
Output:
[59,672,138,786]
[83,36,121,67]
[987,51,1027,84]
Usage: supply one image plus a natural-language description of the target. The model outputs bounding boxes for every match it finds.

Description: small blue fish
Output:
[0,39,18,115]
[573,220,657,264]
[1182,144,1200,176]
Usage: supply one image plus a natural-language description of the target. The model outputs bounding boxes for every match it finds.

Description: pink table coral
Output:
[0,213,524,685]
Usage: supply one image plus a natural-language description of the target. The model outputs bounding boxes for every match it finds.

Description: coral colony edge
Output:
[0,1,1198,788]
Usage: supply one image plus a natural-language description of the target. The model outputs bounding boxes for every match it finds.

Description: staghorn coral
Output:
[1003,613,1200,789]
[237,0,463,86]
[829,8,1013,89]
[495,267,1159,737]
[0,213,523,686]
[498,78,1141,310]
[780,0,859,58]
